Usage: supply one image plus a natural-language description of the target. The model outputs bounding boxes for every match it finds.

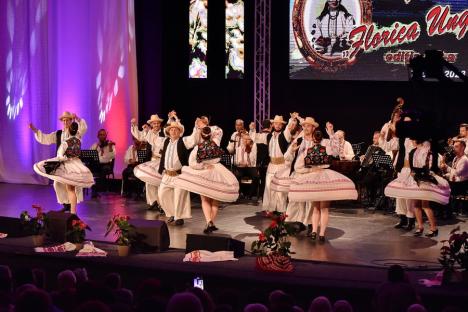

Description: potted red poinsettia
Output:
[105,214,136,256]
[67,219,91,250]
[251,211,296,272]
[439,226,468,285]
[20,205,47,247]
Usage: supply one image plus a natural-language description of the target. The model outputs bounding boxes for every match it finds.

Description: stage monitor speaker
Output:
[186,234,245,258]
[0,216,34,237]
[129,219,170,252]
[45,211,79,243]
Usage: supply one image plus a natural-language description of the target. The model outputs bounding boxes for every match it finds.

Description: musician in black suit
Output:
[358,131,386,208]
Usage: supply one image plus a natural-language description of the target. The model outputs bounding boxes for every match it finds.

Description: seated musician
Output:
[122,137,145,198]
[232,133,259,199]
[360,131,385,166]
[359,131,387,208]
[325,122,354,160]
[441,140,468,215]
[90,129,116,197]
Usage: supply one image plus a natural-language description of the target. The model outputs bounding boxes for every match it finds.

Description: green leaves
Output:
[439,227,468,271]
[251,212,293,257]
[104,214,136,246]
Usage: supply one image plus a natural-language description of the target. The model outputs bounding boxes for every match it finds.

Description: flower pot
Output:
[117,245,130,257]
[32,234,45,247]
[74,243,84,251]
[255,254,294,272]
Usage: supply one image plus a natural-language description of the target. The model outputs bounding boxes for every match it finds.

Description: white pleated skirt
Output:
[134,160,163,187]
[34,157,94,188]
[288,168,358,202]
[175,163,239,202]
[385,168,450,205]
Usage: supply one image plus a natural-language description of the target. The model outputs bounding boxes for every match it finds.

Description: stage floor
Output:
[1,183,466,268]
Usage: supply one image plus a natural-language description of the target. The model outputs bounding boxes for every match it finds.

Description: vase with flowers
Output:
[105,213,136,256]
[251,211,296,272]
[439,226,468,284]
[67,219,91,250]
[20,205,47,247]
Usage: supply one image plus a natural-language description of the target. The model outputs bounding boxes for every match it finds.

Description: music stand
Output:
[352,142,365,156]
[220,153,232,169]
[371,154,393,170]
[137,150,149,164]
[80,149,99,166]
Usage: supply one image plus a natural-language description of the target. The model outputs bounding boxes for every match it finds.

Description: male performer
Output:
[227,119,246,154]
[29,112,87,212]
[131,114,166,210]
[158,113,198,225]
[249,114,295,212]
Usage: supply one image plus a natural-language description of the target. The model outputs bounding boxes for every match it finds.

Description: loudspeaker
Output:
[129,219,170,252]
[0,216,33,237]
[45,211,79,243]
[186,234,245,258]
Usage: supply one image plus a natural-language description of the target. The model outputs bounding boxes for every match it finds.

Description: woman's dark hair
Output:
[318,1,351,21]
[201,126,212,140]
[290,118,302,136]
[313,129,323,142]
[69,122,79,136]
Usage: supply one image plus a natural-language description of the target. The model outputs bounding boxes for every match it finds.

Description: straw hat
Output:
[147,114,164,124]
[164,121,184,136]
[59,111,74,121]
[300,117,319,128]
[270,115,287,124]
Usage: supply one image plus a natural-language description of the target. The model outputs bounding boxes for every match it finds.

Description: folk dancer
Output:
[33,122,94,215]
[29,112,87,212]
[249,114,296,213]
[157,113,198,225]
[175,127,239,233]
[131,114,166,211]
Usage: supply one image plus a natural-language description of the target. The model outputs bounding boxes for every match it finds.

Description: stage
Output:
[0,183,466,268]
[1,183,468,310]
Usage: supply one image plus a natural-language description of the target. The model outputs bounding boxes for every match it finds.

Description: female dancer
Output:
[33,122,94,215]
[288,129,358,242]
[176,127,239,233]
[385,140,450,237]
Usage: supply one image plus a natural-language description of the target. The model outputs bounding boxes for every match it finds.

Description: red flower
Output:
[269,220,278,229]
[258,232,266,242]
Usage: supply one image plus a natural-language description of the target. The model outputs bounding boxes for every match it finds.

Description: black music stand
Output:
[369,154,394,212]
[371,154,393,170]
[80,150,99,166]
[220,153,232,169]
[351,142,365,156]
[137,150,149,164]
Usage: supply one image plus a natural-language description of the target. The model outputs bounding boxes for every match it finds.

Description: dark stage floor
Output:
[1,182,467,269]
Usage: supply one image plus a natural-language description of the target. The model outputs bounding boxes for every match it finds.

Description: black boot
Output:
[405,218,415,231]
[60,204,71,213]
[394,215,407,229]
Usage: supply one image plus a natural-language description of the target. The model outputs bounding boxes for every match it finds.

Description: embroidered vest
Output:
[304,144,330,167]
[196,140,225,163]
[65,137,81,158]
